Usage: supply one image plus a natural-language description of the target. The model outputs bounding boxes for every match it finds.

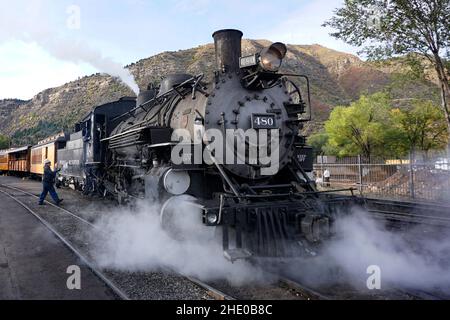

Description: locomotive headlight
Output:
[206,211,219,225]
[259,42,287,72]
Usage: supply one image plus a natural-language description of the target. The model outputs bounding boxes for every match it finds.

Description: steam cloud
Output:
[0,1,139,95]
[88,196,450,295]
[88,196,267,285]
[40,37,140,95]
[86,153,450,293]
[285,208,450,294]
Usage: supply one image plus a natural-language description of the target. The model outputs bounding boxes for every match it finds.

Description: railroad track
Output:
[278,275,449,300]
[365,197,450,228]
[200,274,332,300]
[278,276,331,300]
[0,183,240,300]
[398,288,449,300]
[0,183,233,300]
[1,182,448,300]
[0,184,130,300]
[0,183,327,301]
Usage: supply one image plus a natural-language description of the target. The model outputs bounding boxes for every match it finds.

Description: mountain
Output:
[0,99,28,124]
[0,39,441,146]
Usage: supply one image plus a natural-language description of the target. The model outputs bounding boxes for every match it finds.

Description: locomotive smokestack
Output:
[212,29,243,73]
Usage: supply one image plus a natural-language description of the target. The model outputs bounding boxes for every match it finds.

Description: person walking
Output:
[39,159,63,205]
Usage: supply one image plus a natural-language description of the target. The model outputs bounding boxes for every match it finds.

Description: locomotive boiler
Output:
[61,29,362,261]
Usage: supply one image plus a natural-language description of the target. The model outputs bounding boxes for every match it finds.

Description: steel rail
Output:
[0,183,100,230]
[0,183,236,301]
[278,277,331,300]
[395,287,449,300]
[0,188,130,300]
[185,276,236,300]
[368,209,450,223]
[6,183,447,300]
[366,198,450,211]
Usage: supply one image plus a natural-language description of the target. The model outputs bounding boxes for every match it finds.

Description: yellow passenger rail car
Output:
[7,146,31,174]
[31,132,68,176]
[0,150,9,173]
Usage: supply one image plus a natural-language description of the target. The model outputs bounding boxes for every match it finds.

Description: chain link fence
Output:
[313,155,450,202]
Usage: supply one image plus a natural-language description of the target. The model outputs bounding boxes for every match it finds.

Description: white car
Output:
[435,158,450,171]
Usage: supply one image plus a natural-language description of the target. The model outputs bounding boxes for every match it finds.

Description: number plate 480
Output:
[251,114,277,129]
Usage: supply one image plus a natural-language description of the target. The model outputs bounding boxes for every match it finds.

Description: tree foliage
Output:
[324,0,450,147]
[390,100,449,158]
[324,93,393,159]
[0,134,10,149]
[308,131,339,157]
[318,93,449,159]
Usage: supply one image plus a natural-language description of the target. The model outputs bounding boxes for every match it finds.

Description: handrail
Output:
[281,73,312,121]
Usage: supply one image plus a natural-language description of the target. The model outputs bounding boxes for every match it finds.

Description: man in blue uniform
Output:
[38,159,63,205]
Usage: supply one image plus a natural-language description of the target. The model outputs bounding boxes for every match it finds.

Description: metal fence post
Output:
[321,154,324,186]
[409,152,415,199]
[358,155,363,193]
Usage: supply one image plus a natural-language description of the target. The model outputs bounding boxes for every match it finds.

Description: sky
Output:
[0,0,358,100]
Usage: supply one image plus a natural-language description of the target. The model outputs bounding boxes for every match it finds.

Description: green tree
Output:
[324,93,393,159]
[391,100,449,160]
[0,134,10,149]
[308,131,329,157]
[308,131,339,157]
[324,0,450,150]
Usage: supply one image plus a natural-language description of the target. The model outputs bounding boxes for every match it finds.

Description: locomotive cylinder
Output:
[212,29,243,73]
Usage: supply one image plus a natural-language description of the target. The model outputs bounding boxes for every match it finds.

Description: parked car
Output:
[435,158,450,171]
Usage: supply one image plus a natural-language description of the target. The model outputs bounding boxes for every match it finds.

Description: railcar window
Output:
[32,149,43,164]
[82,120,91,139]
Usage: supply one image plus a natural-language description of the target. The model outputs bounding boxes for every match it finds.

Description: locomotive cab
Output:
[57,98,136,193]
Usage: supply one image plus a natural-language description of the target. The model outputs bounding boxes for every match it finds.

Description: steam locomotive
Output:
[9,30,363,261]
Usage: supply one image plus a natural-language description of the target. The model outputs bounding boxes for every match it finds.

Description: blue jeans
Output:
[39,183,60,204]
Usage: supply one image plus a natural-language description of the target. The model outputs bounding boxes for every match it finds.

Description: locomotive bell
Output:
[137,87,157,108]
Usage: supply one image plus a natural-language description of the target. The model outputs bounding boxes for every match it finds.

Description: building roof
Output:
[7,146,31,153]
[35,132,68,147]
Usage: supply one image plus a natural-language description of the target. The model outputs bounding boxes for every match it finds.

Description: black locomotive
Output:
[57,29,362,261]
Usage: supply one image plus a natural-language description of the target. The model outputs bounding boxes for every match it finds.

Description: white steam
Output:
[88,198,450,293]
[40,37,140,95]
[88,197,266,285]
[287,208,450,293]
